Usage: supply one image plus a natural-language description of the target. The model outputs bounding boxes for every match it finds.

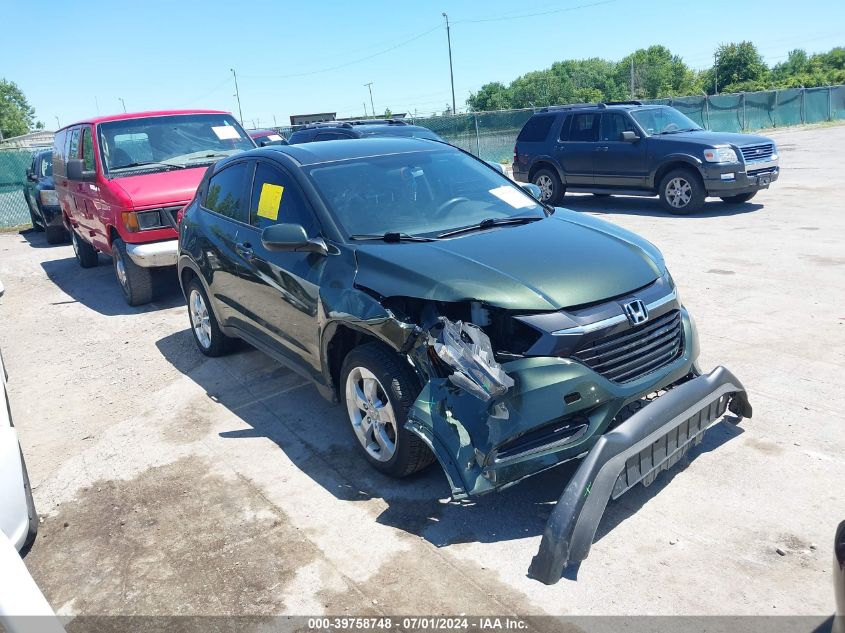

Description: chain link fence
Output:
[0,147,48,229]
[2,85,845,228]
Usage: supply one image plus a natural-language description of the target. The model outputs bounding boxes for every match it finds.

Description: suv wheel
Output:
[71,229,99,268]
[658,168,705,215]
[29,208,44,231]
[112,239,153,306]
[341,342,434,478]
[532,168,564,205]
[186,278,236,357]
[720,192,757,204]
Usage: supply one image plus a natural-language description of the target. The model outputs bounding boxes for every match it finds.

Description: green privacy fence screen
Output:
[2,85,845,228]
[0,147,48,229]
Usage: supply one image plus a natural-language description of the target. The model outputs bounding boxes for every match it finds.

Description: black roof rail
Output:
[602,100,643,106]
[301,121,354,130]
[346,118,408,126]
[540,103,596,112]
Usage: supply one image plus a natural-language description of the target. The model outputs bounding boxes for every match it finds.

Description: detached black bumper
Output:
[528,366,752,585]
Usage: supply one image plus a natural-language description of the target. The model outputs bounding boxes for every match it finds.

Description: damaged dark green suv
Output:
[177,137,752,583]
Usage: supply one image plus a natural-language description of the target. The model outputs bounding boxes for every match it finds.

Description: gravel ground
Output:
[0,123,843,620]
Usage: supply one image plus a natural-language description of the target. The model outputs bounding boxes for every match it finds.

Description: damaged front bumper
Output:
[527,365,752,585]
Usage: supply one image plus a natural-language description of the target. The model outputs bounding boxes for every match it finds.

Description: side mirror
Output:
[486,161,505,174]
[25,169,35,181]
[261,223,328,255]
[622,131,640,142]
[520,183,543,202]
[67,158,95,181]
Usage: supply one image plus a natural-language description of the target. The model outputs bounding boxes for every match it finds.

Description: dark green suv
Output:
[513,102,779,214]
[177,137,751,583]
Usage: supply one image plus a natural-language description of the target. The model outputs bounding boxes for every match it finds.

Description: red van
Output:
[53,110,255,305]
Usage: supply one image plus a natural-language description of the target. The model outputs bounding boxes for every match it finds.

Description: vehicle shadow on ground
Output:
[156,328,744,581]
[18,228,69,249]
[560,194,764,218]
[40,256,183,316]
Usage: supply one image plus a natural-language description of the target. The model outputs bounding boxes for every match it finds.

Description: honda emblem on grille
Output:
[623,299,649,325]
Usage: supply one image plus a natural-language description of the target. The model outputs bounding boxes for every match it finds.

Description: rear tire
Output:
[341,342,434,478]
[185,277,236,357]
[19,448,38,551]
[71,229,99,268]
[29,208,44,231]
[720,192,757,204]
[45,225,67,245]
[112,239,153,306]
[658,168,705,215]
[532,168,564,205]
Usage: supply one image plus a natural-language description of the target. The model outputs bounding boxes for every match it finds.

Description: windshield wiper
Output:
[349,232,439,243]
[111,161,185,171]
[436,215,542,239]
[656,127,701,135]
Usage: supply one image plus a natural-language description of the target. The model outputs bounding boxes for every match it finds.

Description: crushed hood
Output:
[353,215,662,311]
[111,166,207,209]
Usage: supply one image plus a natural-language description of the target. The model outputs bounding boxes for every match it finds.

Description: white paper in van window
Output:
[212,125,241,140]
[267,134,283,142]
[489,185,535,209]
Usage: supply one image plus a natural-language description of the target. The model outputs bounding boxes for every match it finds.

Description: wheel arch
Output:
[652,156,704,191]
[528,158,565,185]
[323,322,394,400]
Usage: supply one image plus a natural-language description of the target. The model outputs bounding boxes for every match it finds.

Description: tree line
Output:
[467,42,845,112]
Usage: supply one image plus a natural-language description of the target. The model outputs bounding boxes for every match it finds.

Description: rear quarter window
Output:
[517,115,555,143]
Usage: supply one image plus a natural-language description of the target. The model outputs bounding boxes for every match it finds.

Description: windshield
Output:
[630,107,702,136]
[307,149,545,238]
[97,113,255,176]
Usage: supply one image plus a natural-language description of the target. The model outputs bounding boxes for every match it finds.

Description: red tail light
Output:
[513,144,518,164]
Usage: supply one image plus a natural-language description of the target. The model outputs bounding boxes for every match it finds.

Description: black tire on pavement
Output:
[720,192,757,204]
[19,448,38,551]
[340,342,435,478]
[658,168,705,215]
[45,225,68,245]
[71,229,99,268]
[185,277,236,357]
[112,238,154,306]
[532,168,565,205]
[29,208,44,231]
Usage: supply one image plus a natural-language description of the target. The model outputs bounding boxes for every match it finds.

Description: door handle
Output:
[594,146,609,152]
[235,242,254,259]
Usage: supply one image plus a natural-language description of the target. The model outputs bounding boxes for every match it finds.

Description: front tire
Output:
[532,168,564,205]
[341,343,434,478]
[720,192,757,204]
[71,229,99,268]
[658,168,705,215]
[185,278,236,357]
[112,239,153,306]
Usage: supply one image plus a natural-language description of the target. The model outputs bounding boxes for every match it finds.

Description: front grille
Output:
[571,310,683,383]
[748,166,776,177]
[740,143,774,162]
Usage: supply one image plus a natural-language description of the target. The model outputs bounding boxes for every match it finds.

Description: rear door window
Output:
[569,113,600,142]
[517,115,555,142]
[67,128,81,159]
[203,161,251,224]
[314,132,349,141]
[40,153,53,177]
[248,161,319,235]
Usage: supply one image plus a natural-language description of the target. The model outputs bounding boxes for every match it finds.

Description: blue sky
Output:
[2,0,843,129]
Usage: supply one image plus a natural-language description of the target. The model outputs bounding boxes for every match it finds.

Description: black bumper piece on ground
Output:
[528,366,752,585]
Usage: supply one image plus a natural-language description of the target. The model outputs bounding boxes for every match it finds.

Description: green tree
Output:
[710,41,768,93]
[468,82,512,111]
[616,46,699,99]
[1,79,39,139]
[383,107,392,118]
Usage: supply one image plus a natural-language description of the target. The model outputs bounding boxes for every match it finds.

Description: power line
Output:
[453,0,617,25]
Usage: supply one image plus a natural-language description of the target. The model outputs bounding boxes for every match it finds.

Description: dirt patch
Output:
[26,457,319,616]
[161,400,218,445]
[744,437,784,456]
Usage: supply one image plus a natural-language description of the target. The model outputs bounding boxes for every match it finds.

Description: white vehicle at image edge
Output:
[0,280,65,633]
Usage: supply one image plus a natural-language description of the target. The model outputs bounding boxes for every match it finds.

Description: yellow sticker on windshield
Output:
[257,183,284,220]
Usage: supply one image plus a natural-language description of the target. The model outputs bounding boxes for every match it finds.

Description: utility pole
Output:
[442,12,456,116]
[231,68,244,125]
[363,102,368,117]
[364,83,375,118]
[714,53,718,95]
[119,97,126,113]
[630,59,635,99]
[55,116,60,129]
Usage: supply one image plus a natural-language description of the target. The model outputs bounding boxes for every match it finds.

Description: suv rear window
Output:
[517,115,554,142]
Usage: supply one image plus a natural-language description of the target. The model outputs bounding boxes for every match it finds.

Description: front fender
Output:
[651,154,705,188]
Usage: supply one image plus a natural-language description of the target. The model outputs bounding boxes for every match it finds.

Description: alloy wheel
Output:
[665,176,692,208]
[114,249,128,289]
[535,174,554,201]
[344,367,398,462]
[189,289,212,350]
